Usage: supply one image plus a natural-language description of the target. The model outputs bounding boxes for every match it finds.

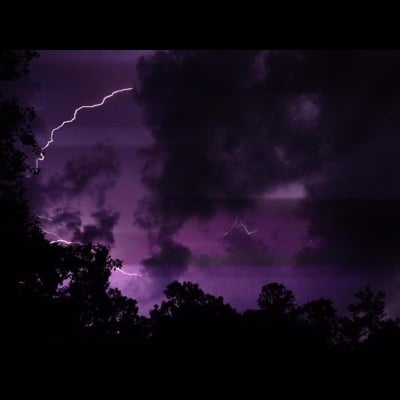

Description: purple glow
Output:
[23,50,400,318]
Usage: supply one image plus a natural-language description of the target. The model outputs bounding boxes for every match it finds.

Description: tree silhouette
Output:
[0,49,42,290]
[300,298,340,347]
[0,50,52,349]
[150,281,238,351]
[0,50,38,81]
[257,282,297,317]
[52,243,143,350]
[341,286,387,347]
[362,318,400,351]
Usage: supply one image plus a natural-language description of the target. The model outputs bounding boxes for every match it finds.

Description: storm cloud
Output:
[134,50,400,267]
[142,240,192,277]
[37,207,120,248]
[297,129,400,266]
[73,209,120,246]
[50,207,82,231]
[46,142,120,207]
[134,51,323,243]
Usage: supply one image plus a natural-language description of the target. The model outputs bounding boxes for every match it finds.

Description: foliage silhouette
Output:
[149,281,238,351]
[257,282,297,316]
[300,298,340,347]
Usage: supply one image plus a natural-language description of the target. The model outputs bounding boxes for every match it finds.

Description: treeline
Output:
[5,238,400,352]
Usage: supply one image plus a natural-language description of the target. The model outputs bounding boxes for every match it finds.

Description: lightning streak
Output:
[239,221,257,235]
[42,229,81,245]
[223,217,239,237]
[38,215,53,222]
[223,217,257,237]
[35,87,134,170]
[114,268,143,277]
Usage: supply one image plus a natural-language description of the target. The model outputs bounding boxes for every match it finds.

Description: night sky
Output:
[16,50,400,315]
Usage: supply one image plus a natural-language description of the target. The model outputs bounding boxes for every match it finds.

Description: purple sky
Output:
[21,50,400,315]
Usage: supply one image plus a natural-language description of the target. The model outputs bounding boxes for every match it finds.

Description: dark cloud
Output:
[24,142,121,249]
[284,50,400,266]
[142,240,192,277]
[37,207,120,249]
[46,142,120,207]
[135,50,400,267]
[133,50,324,243]
[297,130,400,266]
[73,209,120,246]
[51,207,82,230]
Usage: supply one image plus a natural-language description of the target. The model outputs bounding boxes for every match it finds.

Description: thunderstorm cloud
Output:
[134,50,400,267]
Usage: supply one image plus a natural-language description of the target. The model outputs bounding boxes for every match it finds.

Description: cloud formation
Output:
[51,207,82,230]
[142,240,192,277]
[134,50,400,267]
[297,131,400,266]
[46,142,120,207]
[133,51,323,243]
[25,142,122,250]
[73,209,120,246]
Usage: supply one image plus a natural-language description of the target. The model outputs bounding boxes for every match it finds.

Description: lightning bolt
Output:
[114,268,143,277]
[42,229,81,245]
[35,87,134,171]
[239,221,257,235]
[223,217,239,237]
[37,215,53,222]
[223,218,257,237]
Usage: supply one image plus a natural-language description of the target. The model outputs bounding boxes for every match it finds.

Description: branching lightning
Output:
[35,87,134,170]
[223,217,257,237]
